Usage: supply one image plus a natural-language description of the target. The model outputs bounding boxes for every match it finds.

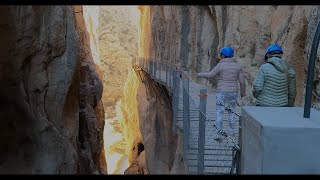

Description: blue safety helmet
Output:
[265,44,283,60]
[220,46,234,58]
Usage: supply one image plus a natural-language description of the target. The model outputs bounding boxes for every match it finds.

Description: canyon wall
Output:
[97,6,143,174]
[140,5,320,108]
[83,6,101,65]
[133,69,178,174]
[0,5,106,174]
[98,6,140,118]
[75,6,107,174]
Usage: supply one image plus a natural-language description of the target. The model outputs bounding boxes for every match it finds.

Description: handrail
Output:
[133,57,240,174]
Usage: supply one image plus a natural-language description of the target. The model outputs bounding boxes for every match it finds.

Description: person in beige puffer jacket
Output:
[197,46,246,140]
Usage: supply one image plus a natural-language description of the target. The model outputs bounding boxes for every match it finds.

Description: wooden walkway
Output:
[134,59,241,174]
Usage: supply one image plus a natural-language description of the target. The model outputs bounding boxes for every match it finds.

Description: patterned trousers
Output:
[216,91,238,136]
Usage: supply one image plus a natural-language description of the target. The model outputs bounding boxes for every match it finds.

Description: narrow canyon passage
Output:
[83,6,144,174]
[0,5,319,175]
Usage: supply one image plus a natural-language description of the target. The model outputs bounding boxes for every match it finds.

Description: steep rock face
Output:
[124,142,148,174]
[118,69,142,164]
[135,70,178,174]
[0,5,106,174]
[74,6,107,174]
[98,6,140,118]
[83,6,101,66]
[140,5,320,108]
[139,6,219,85]
[212,6,313,106]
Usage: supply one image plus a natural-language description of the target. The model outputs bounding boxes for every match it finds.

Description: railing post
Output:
[153,59,155,77]
[154,59,157,78]
[149,59,152,75]
[169,64,171,87]
[146,58,148,71]
[158,60,162,81]
[146,58,148,70]
[168,65,171,88]
[157,60,159,80]
[198,88,207,174]
[172,67,181,134]
[165,63,168,84]
[172,67,176,89]
[172,66,177,132]
[236,113,242,174]
[154,60,156,77]
[182,70,190,162]
[149,58,151,72]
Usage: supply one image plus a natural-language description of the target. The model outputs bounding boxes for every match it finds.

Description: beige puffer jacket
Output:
[197,58,246,96]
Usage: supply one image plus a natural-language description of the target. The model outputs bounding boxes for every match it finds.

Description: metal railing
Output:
[132,57,241,174]
[133,57,176,90]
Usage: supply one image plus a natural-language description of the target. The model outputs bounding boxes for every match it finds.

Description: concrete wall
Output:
[240,106,320,174]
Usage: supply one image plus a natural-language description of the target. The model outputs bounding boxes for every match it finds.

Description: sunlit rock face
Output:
[98,6,140,118]
[76,5,107,174]
[103,69,142,174]
[88,6,143,174]
[83,6,101,66]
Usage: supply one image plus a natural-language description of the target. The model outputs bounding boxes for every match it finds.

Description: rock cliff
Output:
[139,5,320,108]
[0,5,106,174]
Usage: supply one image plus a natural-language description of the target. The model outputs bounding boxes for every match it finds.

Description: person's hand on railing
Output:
[212,57,220,65]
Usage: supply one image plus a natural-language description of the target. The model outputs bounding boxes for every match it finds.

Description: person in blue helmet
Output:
[253,44,296,107]
[197,46,246,140]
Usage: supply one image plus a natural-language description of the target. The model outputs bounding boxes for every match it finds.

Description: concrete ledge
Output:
[240,107,320,174]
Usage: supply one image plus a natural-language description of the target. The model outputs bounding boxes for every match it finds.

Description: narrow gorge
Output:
[0,5,319,174]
